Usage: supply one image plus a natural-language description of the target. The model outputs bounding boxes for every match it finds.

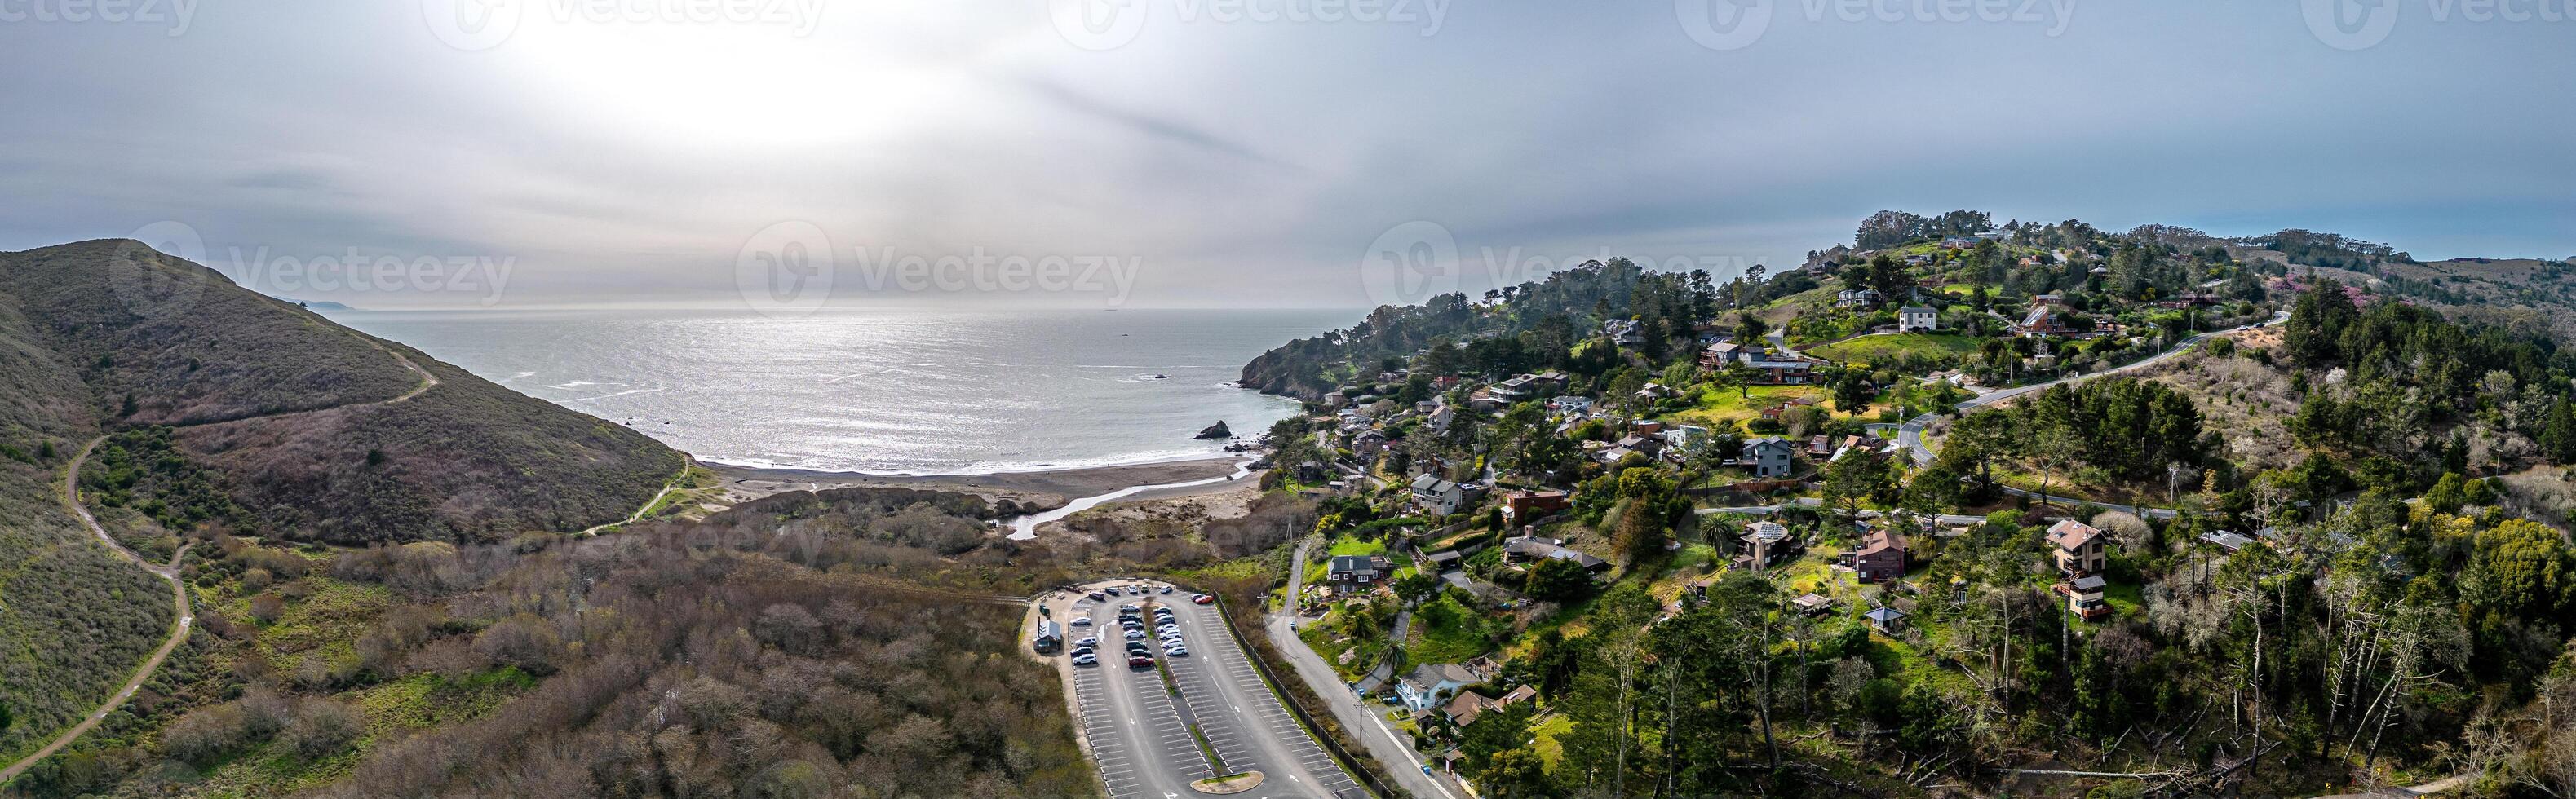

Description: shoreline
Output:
[711,453,1255,512]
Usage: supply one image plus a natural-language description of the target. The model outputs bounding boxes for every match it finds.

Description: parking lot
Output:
[1040,580,1366,799]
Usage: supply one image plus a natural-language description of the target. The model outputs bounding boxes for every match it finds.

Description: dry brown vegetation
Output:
[2138,347,2302,471]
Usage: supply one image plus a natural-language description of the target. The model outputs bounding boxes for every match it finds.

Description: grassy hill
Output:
[0,240,684,547]
[1806,332,1978,367]
[0,238,684,766]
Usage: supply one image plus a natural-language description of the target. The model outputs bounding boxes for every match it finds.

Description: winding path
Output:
[0,342,441,784]
[1891,312,2286,519]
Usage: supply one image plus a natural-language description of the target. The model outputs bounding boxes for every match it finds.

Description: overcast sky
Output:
[2,0,2569,310]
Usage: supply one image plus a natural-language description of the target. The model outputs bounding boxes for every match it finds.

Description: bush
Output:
[281,699,365,760]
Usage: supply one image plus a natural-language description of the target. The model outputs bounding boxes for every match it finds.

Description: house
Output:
[2060,574,2111,620]
[1352,429,1388,455]
[1635,382,1675,401]
[1410,474,1467,515]
[1426,406,1455,435]
[1328,554,1391,585]
[1503,536,1609,572]
[1396,663,1484,712]
[1747,355,1817,385]
[1602,318,1644,346]
[1807,435,1835,457]
[1501,490,1569,524]
[1699,342,1753,369]
[2047,519,2108,577]
[2013,305,2075,337]
[1736,521,1800,572]
[1852,528,1908,583]
[1836,289,1883,308]
[1424,550,1464,572]
[1546,395,1593,414]
[1445,684,1536,726]
[1740,437,1795,478]
[1432,375,1460,390]
[1791,593,1835,616]
[1898,306,1940,333]
[1865,605,1910,634]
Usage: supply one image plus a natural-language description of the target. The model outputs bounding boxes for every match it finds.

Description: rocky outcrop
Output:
[1195,421,1233,439]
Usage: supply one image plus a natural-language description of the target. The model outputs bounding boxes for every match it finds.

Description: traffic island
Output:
[1190,771,1264,794]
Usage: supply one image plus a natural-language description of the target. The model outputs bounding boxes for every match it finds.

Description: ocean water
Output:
[321,307,1356,475]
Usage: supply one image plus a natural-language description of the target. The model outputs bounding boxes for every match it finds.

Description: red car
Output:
[1127,656,1155,668]
[1190,594,1215,605]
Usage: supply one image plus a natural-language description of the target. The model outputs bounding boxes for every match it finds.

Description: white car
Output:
[1162,646,1188,657]
[1073,653,1099,666]
[1124,629,1145,639]
[1074,636,1098,648]
[1069,618,1092,626]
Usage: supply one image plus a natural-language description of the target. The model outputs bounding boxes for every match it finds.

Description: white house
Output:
[1741,436,1796,478]
[1410,474,1466,515]
[1395,663,1483,711]
[1899,306,1939,333]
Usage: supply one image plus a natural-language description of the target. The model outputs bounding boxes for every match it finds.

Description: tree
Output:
[1525,557,1594,602]
[1392,571,1442,606]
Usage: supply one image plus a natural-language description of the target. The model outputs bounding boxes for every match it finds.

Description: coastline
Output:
[711,454,1253,511]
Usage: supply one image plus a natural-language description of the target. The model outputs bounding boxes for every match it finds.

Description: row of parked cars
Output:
[1064,585,1219,668]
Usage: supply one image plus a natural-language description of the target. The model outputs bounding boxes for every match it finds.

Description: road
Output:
[1890,312,2288,520]
[1050,580,1364,799]
[1268,539,1467,799]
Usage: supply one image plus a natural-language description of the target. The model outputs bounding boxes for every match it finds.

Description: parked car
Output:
[1069,618,1092,626]
[1159,585,1174,594]
[1074,636,1098,648]
[1073,653,1098,666]
[1085,591,1106,601]
[1191,594,1214,605]
[1128,656,1155,668]
[1124,629,1144,639]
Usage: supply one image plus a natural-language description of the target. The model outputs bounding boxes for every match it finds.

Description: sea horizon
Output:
[320,306,1357,475]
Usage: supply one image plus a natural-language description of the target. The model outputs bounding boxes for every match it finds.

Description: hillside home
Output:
[2013,306,2075,337]
[2047,519,2108,577]
[1866,605,1909,634]
[1602,318,1644,345]
[2060,574,2111,620]
[1899,306,1940,333]
[1740,436,1796,478]
[1396,663,1485,712]
[1852,528,1908,583]
[1328,554,1391,586]
[1699,342,1753,369]
[1500,490,1569,524]
[1352,429,1388,455]
[1410,474,1467,516]
[1737,521,1801,572]
[1836,289,1883,307]
[1503,536,1609,572]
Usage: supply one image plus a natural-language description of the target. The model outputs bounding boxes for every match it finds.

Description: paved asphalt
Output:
[1267,540,1469,799]
[1057,580,1363,799]
[1889,312,2288,519]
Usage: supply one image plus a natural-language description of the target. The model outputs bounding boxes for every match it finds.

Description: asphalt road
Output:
[1056,580,1363,799]
[1890,312,2288,519]
[1267,540,1468,799]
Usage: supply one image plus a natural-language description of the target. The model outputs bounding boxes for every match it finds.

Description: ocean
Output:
[320,307,1357,475]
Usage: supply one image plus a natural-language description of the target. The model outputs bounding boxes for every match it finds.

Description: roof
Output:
[1792,593,1833,610]
[1865,606,1908,622]
[1745,521,1790,544]
[1403,663,1481,691]
[1855,529,1905,557]
[1745,436,1794,453]
[1901,306,1936,315]
[2070,574,2109,591]
[1330,554,1380,572]
[2021,306,2055,327]
[2047,519,2102,550]
[2201,532,2254,551]
[1427,550,1463,563]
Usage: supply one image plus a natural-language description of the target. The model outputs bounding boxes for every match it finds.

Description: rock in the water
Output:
[1195,421,1233,439]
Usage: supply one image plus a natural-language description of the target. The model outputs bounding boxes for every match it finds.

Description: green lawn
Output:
[1330,537,1388,557]
[1531,713,1574,770]
[1670,384,1833,429]
[1808,333,1979,366]
[1408,595,1491,664]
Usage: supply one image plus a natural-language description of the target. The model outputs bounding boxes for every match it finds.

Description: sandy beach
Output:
[711,456,1255,512]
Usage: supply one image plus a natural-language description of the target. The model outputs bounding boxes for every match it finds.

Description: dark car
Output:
[1128,656,1155,668]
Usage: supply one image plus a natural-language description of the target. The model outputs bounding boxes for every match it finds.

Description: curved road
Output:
[1892,312,2286,519]
[1266,538,1466,799]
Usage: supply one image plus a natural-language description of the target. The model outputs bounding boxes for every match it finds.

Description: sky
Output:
[1,0,2570,311]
